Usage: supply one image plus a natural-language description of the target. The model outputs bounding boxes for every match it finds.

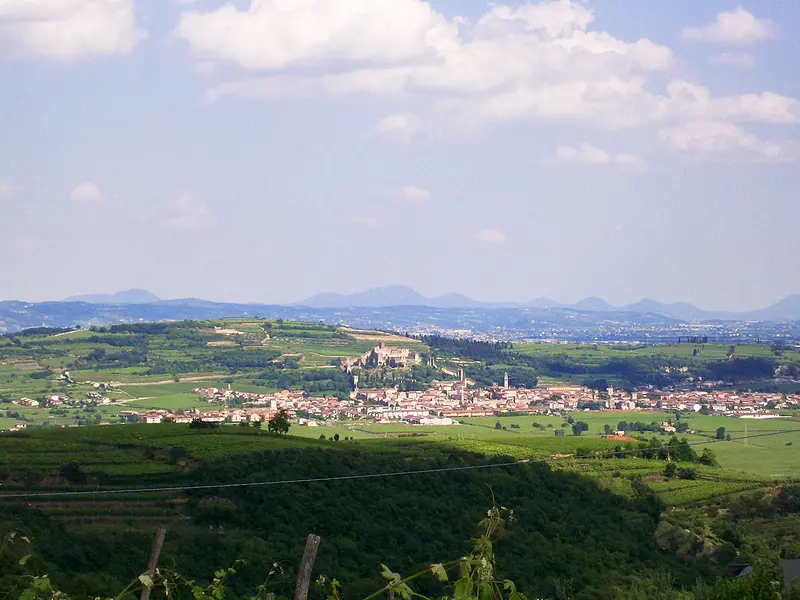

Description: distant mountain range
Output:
[299,286,489,309]
[299,285,800,322]
[64,289,160,304]
[0,287,797,335]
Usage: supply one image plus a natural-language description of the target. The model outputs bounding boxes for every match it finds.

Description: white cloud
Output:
[69,182,104,203]
[708,51,755,68]
[0,0,145,60]
[659,121,794,161]
[475,229,507,244]
[557,143,610,164]
[681,7,777,45]
[400,185,431,203]
[664,80,800,125]
[174,0,458,70]
[556,143,648,170]
[182,0,800,152]
[191,1,673,122]
[160,192,212,230]
[373,113,422,142]
[353,216,384,229]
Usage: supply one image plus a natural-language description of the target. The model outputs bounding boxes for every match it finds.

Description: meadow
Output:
[471,412,800,477]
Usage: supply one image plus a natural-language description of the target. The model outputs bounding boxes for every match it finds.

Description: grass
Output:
[119,381,227,397]
[0,417,21,429]
[458,412,800,478]
[126,394,209,411]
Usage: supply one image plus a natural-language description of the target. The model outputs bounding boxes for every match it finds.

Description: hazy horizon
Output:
[2,0,799,312]
[1,283,793,314]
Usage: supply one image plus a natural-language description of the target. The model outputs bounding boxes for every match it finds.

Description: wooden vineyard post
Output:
[294,534,322,600]
[140,527,167,600]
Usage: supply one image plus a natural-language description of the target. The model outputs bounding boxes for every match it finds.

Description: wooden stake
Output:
[294,534,321,600]
[140,527,167,600]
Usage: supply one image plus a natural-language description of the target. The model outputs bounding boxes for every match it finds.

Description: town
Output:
[11,364,798,432]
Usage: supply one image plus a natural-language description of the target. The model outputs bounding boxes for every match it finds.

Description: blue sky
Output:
[1,0,798,311]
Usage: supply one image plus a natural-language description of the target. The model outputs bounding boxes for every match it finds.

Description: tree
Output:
[494,421,502,430]
[603,424,613,435]
[59,462,87,484]
[663,462,677,478]
[716,427,726,440]
[699,448,718,467]
[554,429,565,437]
[677,467,697,480]
[333,433,340,441]
[572,421,589,437]
[267,409,291,435]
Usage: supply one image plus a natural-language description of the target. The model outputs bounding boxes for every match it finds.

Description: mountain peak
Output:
[64,289,160,304]
[572,296,614,311]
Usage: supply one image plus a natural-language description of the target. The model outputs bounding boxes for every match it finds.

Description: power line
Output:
[0,460,530,499]
[0,429,797,500]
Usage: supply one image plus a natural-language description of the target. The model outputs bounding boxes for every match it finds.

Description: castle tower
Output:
[504,372,509,389]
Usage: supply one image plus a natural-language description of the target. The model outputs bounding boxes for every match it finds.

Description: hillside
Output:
[2,424,799,599]
[0,426,704,600]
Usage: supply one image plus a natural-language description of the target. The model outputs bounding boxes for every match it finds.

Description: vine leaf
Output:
[430,564,448,582]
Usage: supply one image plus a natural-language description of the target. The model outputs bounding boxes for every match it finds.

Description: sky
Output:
[0,0,798,311]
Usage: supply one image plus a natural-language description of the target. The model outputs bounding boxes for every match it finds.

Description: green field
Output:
[473,412,800,477]
[1,320,434,427]
[126,393,209,411]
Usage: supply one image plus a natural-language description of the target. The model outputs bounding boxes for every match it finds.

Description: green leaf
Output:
[430,564,449,582]
[453,578,473,600]
[19,554,32,566]
[395,583,414,600]
[139,575,153,589]
[33,577,52,593]
[19,588,36,600]
[380,564,402,584]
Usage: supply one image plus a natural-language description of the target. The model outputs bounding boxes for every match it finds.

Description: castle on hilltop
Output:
[343,342,421,370]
